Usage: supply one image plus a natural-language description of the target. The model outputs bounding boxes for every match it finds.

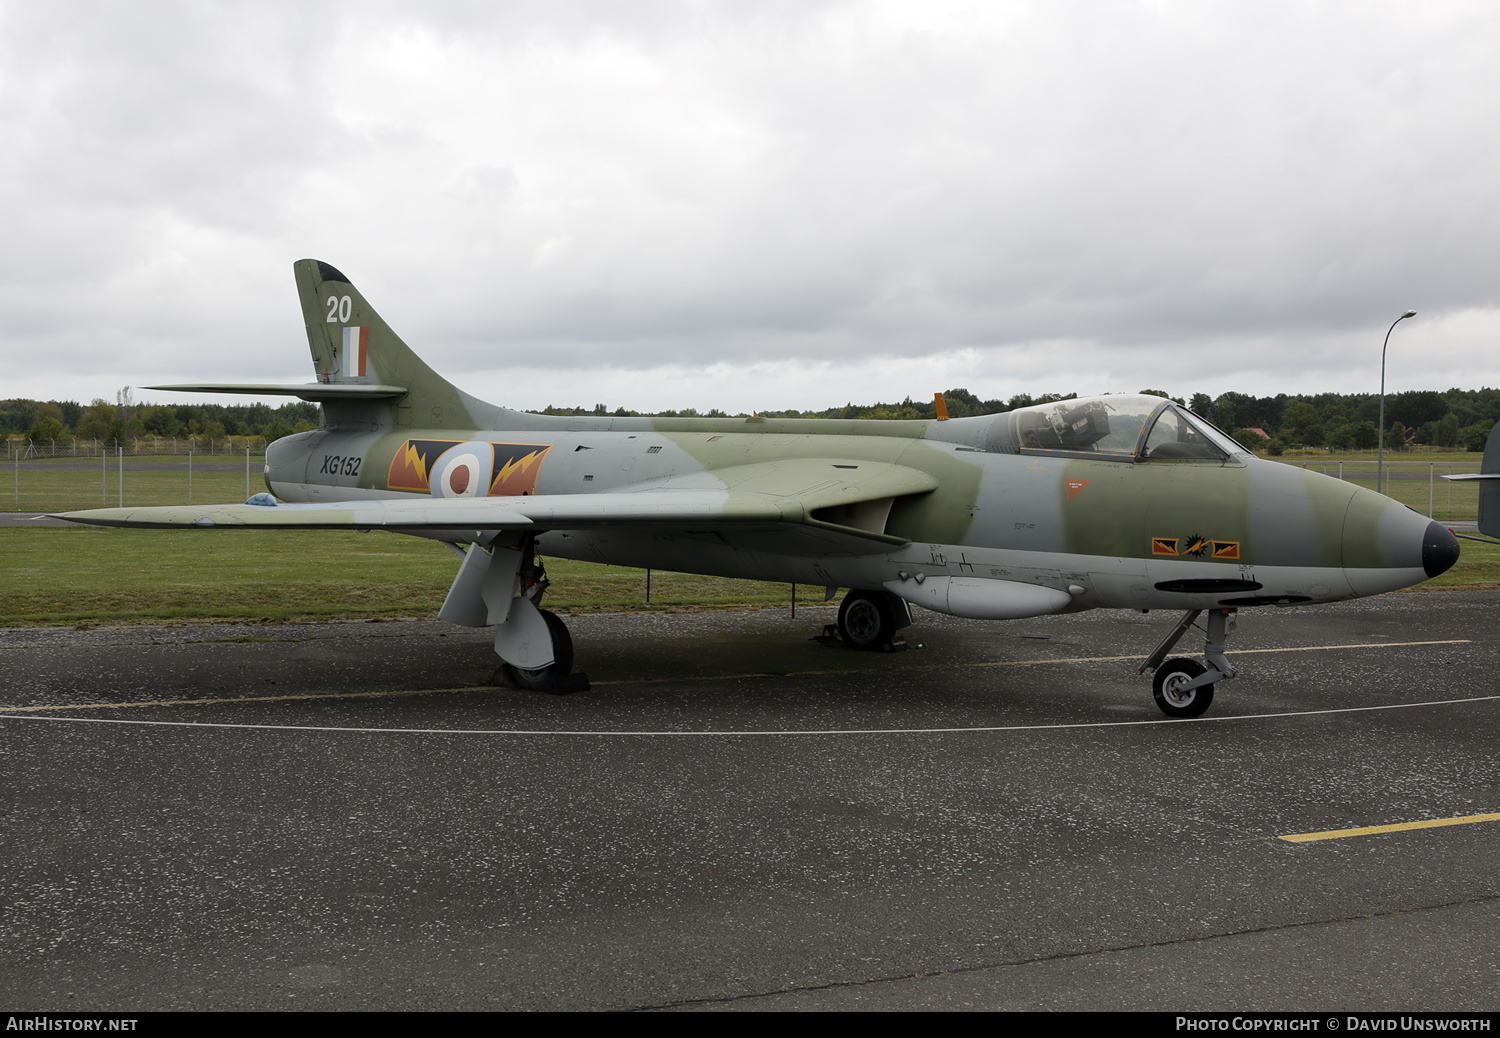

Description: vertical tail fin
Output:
[295,259,491,431]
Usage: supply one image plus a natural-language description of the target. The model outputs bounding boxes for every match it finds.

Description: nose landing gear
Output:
[1139,608,1238,718]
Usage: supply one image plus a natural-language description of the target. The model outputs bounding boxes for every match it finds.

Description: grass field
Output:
[0,527,824,625]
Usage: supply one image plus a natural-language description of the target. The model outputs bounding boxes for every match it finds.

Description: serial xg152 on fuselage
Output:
[60,260,1461,717]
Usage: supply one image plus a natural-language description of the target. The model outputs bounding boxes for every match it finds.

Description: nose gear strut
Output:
[1138,608,1238,718]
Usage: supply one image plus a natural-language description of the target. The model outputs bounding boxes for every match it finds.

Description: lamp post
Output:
[1377,309,1417,496]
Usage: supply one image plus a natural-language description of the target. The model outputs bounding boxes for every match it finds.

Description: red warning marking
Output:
[1065,478,1090,500]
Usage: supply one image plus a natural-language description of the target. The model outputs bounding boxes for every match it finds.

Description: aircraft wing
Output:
[55,459,938,544]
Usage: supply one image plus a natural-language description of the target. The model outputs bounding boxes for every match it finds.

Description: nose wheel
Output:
[1139,608,1237,718]
[1151,658,1215,718]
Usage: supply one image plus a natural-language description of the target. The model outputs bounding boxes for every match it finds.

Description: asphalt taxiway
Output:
[1,593,1498,1011]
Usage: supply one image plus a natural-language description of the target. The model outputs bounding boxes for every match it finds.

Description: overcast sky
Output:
[2,1,1497,414]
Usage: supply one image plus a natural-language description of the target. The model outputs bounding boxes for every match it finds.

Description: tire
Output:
[838,591,894,651]
[1152,657,1214,718]
[507,609,575,693]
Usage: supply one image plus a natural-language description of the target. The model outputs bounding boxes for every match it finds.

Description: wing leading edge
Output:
[56,460,939,543]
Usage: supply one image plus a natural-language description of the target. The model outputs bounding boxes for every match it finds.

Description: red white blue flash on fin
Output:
[342,326,368,378]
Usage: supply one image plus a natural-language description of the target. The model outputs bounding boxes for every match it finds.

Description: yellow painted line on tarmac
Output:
[1280,812,1500,843]
[0,638,1472,713]
[1225,639,1470,656]
[969,638,1469,666]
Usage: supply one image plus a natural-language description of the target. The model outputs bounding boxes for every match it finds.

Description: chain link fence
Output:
[5,444,269,513]
[3,436,271,458]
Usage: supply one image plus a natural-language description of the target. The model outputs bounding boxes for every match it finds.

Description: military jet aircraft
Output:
[59,260,1461,717]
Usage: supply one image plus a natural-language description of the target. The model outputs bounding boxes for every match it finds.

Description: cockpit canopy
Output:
[1001,394,1246,461]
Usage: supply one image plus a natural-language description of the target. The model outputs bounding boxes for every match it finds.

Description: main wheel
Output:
[1152,657,1214,718]
[838,591,895,651]
[507,609,575,693]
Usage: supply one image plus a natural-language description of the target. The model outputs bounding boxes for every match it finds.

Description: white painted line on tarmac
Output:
[1,693,1497,738]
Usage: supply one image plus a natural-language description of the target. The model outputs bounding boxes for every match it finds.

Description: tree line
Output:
[544,386,1500,452]
[7,385,1498,451]
[0,390,321,446]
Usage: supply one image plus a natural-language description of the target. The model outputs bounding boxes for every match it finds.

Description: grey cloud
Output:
[2,2,1499,409]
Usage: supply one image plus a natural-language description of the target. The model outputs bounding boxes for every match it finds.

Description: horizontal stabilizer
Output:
[147,383,408,401]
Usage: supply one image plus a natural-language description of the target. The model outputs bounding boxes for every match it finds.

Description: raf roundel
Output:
[430,442,494,499]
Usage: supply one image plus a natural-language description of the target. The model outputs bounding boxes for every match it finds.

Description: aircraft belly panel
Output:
[1143,558,1353,608]
[1079,557,1152,610]
[536,530,884,587]
[1346,566,1427,597]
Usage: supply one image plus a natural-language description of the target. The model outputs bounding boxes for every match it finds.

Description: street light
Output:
[1377,309,1418,495]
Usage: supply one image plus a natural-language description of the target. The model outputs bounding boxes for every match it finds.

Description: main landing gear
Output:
[505,606,577,693]
[439,536,588,694]
[1138,608,1238,718]
[835,589,912,651]
[499,545,586,693]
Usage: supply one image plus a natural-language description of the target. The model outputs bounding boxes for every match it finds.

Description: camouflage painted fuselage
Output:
[266,405,1443,615]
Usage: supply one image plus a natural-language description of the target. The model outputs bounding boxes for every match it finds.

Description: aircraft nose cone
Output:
[1422,520,1460,578]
